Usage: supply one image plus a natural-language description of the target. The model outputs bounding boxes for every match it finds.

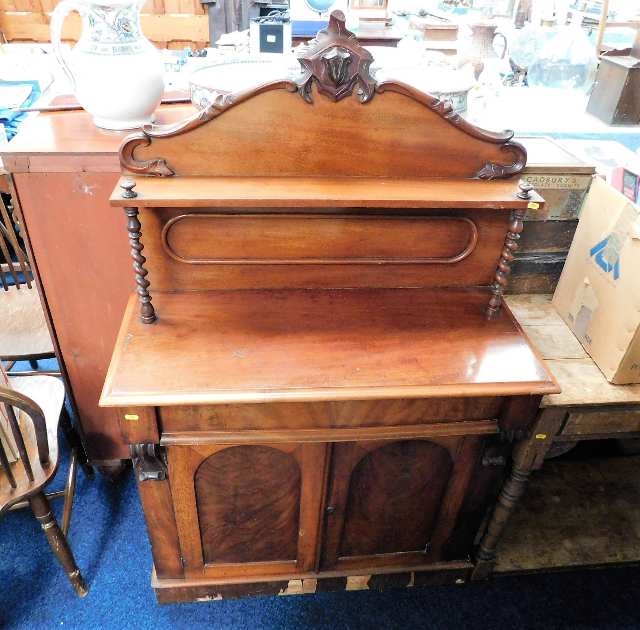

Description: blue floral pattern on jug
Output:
[84,4,145,55]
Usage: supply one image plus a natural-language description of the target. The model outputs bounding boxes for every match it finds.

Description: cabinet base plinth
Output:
[151,562,473,604]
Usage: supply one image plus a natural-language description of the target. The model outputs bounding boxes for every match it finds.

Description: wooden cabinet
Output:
[109,385,547,604]
[99,13,559,603]
[134,409,510,590]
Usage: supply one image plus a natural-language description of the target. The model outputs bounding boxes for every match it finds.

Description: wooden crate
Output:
[0,0,209,49]
[512,137,596,295]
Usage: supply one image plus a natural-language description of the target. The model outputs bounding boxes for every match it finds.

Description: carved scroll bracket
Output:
[120,133,175,177]
[131,443,167,482]
[476,142,528,181]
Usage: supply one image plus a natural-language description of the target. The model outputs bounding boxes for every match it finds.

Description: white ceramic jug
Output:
[51,0,164,130]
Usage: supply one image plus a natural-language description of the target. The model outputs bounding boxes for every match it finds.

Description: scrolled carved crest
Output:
[296,11,376,103]
[117,12,527,180]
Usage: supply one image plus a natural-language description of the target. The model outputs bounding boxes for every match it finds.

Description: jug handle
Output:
[492,31,508,60]
[50,0,86,89]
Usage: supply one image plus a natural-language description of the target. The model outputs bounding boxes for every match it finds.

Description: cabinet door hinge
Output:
[130,443,167,481]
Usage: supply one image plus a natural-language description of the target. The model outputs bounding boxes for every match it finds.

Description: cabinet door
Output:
[321,436,484,570]
[168,442,328,579]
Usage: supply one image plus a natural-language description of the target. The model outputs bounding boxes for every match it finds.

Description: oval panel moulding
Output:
[161,213,479,266]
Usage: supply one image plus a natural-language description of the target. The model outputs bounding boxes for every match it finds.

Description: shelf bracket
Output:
[131,443,167,482]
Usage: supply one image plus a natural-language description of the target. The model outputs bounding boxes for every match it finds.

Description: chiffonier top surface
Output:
[100,287,559,407]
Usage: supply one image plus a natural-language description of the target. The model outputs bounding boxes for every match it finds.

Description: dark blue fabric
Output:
[2,360,640,629]
[0,80,41,141]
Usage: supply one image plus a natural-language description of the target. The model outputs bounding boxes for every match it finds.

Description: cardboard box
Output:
[553,176,640,384]
[522,137,595,221]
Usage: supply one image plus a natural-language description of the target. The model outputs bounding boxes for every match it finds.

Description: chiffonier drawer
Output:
[157,397,503,434]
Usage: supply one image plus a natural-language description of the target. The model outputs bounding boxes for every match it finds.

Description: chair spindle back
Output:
[0,194,32,291]
[0,386,50,488]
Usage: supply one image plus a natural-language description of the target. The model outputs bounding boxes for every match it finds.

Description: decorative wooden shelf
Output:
[110,176,542,209]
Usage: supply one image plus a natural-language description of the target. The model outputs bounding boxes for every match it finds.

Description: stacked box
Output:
[511,137,596,294]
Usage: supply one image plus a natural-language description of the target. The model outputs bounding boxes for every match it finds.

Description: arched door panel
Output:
[195,445,301,564]
[321,436,484,570]
[168,441,328,579]
[340,440,453,557]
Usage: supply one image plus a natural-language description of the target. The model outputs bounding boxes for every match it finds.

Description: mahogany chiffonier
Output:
[100,12,559,603]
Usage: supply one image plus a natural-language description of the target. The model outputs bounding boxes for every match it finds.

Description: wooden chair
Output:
[0,375,88,597]
[0,193,56,374]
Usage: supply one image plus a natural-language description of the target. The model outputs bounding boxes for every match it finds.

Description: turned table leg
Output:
[473,457,532,580]
[472,407,566,580]
[29,491,89,597]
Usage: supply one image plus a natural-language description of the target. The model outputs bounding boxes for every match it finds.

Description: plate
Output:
[189,57,302,108]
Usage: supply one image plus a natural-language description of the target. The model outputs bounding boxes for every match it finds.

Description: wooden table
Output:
[473,294,640,577]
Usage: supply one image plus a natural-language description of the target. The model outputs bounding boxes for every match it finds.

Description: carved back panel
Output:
[120,12,526,181]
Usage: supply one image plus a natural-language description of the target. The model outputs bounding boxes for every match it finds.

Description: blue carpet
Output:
[3,364,640,629]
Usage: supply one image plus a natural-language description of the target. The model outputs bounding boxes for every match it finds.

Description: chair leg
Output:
[61,448,78,537]
[29,491,88,598]
[59,405,94,480]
